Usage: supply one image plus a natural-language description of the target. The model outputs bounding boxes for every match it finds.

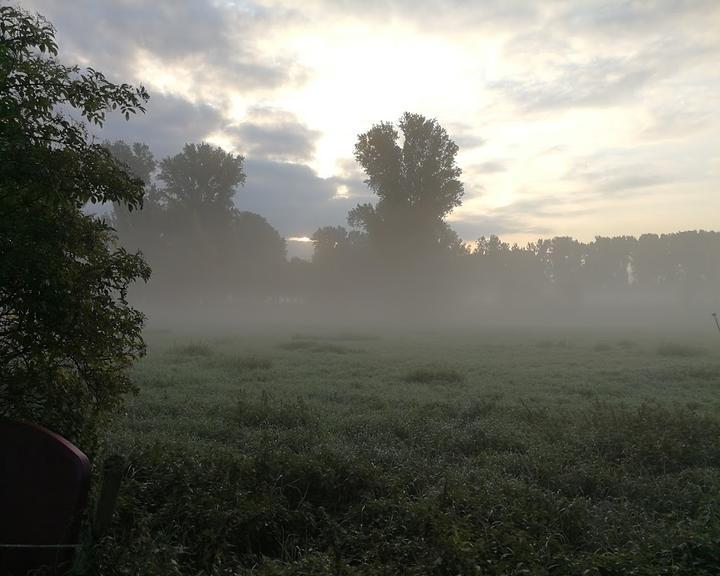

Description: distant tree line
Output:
[110,113,720,326]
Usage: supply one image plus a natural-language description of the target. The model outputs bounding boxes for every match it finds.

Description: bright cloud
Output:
[23,0,720,246]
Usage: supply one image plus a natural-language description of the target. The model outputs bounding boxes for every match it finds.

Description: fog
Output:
[109,138,720,336]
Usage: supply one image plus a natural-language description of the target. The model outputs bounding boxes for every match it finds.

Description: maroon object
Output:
[0,419,91,576]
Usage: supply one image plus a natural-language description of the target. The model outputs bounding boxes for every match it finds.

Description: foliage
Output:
[349,112,464,257]
[109,141,287,311]
[104,140,157,184]
[402,366,464,384]
[312,226,349,264]
[0,6,150,445]
[158,142,245,213]
[91,330,720,574]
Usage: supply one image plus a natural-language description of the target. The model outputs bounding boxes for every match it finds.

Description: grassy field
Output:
[93,328,720,575]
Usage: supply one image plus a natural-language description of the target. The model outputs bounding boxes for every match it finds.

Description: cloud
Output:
[227,108,321,162]
[235,158,372,238]
[467,160,507,174]
[285,0,540,32]
[492,2,720,116]
[95,93,225,158]
[491,57,656,112]
[449,213,552,241]
[449,193,601,241]
[557,0,720,39]
[641,106,714,141]
[566,157,680,197]
[447,122,486,150]
[23,0,299,92]
[20,0,720,244]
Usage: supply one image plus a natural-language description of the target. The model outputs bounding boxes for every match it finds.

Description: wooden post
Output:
[93,455,126,538]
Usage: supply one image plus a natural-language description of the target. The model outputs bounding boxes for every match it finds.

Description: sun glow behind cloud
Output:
[45,0,720,245]
[267,22,494,178]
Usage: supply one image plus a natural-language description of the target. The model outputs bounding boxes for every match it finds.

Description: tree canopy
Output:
[109,140,287,311]
[0,6,150,446]
[159,142,245,214]
[349,112,464,257]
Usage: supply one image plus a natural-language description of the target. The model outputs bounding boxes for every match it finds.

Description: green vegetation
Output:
[0,6,149,446]
[657,343,707,358]
[403,366,464,384]
[91,329,720,575]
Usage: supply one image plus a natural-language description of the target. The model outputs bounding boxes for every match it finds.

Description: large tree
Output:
[159,142,245,214]
[349,112,464,258]
[110,141,287,306]
[106,140,164,257]
[0,7,150,446]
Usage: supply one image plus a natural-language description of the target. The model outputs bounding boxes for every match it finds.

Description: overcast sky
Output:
[23,0,720,257]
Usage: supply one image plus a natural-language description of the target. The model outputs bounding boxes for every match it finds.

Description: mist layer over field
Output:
[132,235,720,336]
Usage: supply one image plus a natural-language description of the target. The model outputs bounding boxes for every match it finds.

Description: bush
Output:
[0,6,149,447]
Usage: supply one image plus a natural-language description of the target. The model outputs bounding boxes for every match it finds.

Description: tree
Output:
[312,226,349,264]
[349,112,464,257]
[0,7,150,446]
[105,140,157,184]
[106,140,164,256]
[158,142,245,214]
[229,211,287,297]
[110,141,287,306]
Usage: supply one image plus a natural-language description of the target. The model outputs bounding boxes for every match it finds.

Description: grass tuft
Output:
[402,366,464,384]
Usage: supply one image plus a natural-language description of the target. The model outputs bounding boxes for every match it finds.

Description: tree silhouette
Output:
[312,226,349,264]
[105,140,156,184]
[106,141,164,258]
[0,6,150,446]
[109,141,287,307]
[159,142,245,214]
[349,112,464,257]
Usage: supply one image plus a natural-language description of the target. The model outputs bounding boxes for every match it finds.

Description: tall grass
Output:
[93,330,720,575]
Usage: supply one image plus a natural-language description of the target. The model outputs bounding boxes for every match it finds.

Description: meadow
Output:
[92,328,720,575]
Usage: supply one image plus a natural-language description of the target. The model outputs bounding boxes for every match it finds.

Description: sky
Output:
[21,0,720,258]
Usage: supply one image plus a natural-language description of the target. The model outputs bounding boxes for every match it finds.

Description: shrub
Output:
[0,6,149,447]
